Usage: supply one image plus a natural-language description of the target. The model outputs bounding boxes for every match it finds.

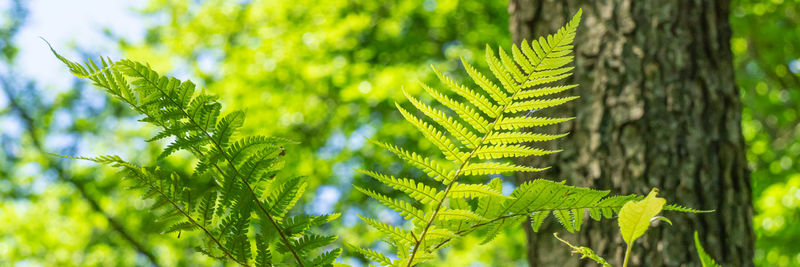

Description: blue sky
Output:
[13,0,146,91]
[1,0,147,151]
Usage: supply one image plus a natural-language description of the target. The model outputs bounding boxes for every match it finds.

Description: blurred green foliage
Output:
[0,0,798,266]
[121,0,523,265]
[731,0,800,266]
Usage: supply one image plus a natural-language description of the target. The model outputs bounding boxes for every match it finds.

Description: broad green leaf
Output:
[617,188,666,245]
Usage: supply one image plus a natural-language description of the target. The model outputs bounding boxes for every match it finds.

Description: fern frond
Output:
[448,182,506,199]
[513,84,578,100]
[214,111,245,147]
[498,46,526,83]
[432,65,500,118]
[346,243,394,266]
[354,186,427,223]
[52,48,338,266]
[396,103,466,162]
[473,144,561,159]
[530,211,548,232]
[495,116,574,130]
[283,213,341,236]
[370,140,452,183]
[461,162,548,176]
[694,231,722,267]
[357,170,442,205]
[505,96,580,113]
[357,215,415,246]
[265,176,307,219]
[310,248,342,266]
[435,209,489,223]
[553,209,576,233]
[418,81,491,133]
[254,234,272,267]
[356,8,703,266]
[280,234,337,255]
[503,180,608,214]
[356,10,586,265]
[461,57,508,105]
[511,44,534,73]
[665,204,714,213]
[484,131,569,145]
[402,90,481,149]
[485,45,520,95]
[475,178,505,218]
[477,215,526,244]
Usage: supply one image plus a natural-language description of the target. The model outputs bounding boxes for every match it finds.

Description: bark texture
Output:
[508,1,754,266]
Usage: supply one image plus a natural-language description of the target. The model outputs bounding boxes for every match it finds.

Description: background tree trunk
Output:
[509,1,754,266]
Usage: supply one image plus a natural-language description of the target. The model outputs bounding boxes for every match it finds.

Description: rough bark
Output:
[508,1,754,266]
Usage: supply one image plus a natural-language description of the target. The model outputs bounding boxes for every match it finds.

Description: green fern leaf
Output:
[498,47,526,83]
[357,215,414,246]
[511,44,534,73]
[51,48,340,266]
[505,96,580,113]
[694,231,722,267]
[513,84,578,100]
[461,162,548,176]
[476,178,505,218]
[402,90,481,149]
[357,170,442,205]
[448,182,506,199]
[461,56,508,105]
[396,103,466,162]
[310,248,342,266]
[418,81,491,133]
[432,65,500,118]
[370,140,452,183]
[213,111,245,147]
[478,216,526,244]
[435,209,489,223]
[255,234,272,267]
[283,213,341,237]
[355,8,706,266]
[278,234,336,255]
[485,45,520,95]
[553,209,576,233]
[265,176,307,219]
[355,187,427,223]
[484,131,569,145]
[473,144,561,159]
[495,116,574,130]
[345,243,394,266]
[530,211,548,232]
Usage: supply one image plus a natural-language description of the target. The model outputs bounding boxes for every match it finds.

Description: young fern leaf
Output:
[49,45,339,266]
[353,9,705,266]
[694,231,722,267]
[553,233,612,267]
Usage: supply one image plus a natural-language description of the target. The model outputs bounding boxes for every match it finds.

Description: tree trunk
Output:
[509,1,754,266]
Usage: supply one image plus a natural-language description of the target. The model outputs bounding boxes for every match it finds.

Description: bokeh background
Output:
[0,0,798,266]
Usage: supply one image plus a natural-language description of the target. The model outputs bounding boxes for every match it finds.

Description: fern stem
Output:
[129,67,306,267]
